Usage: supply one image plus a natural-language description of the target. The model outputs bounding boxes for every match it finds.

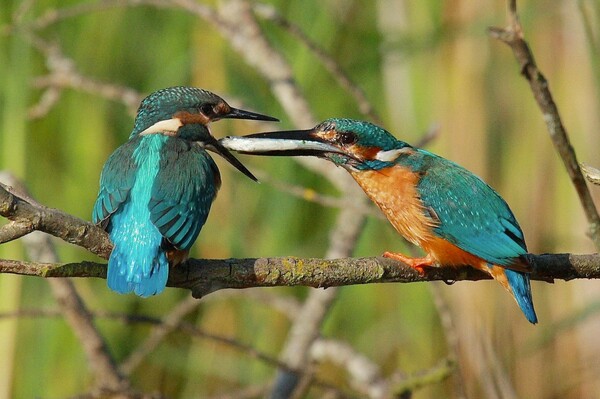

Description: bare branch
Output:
[311,338,388,398]
[489,3,600,249]
[120,296,201,375]
[253,3,382,124]
[391,358,455,397]
[0,181,112,258]
[0,252,597,298]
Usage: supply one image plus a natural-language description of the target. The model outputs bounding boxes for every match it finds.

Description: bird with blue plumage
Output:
[220,118,538,323]
[93,86,277,297]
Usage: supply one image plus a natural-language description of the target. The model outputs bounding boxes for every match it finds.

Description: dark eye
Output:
[338,132,356,145]
[199,104,215,116]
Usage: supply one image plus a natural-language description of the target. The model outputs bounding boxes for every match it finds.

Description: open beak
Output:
[205,136,258,182]
[221,107,279,122]
[220,129,343,157]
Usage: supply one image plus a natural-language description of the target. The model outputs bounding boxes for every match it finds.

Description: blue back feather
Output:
[400,149,536,322]
[93,135,219,297]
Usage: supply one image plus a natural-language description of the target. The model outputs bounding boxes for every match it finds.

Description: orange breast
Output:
[350,166,438,248]
[351,166,504,271]
[422,236,484,266]
[419,235,511,290]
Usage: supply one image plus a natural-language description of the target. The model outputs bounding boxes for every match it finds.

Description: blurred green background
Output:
[1,0,600,398]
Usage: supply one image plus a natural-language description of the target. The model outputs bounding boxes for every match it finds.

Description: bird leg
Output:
[383,252,435,275]
[166,249,189,267]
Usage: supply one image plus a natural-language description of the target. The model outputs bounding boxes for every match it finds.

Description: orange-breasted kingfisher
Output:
[221,118,537,323]
[93,86,277,297]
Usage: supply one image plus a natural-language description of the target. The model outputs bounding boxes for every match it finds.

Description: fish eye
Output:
[338,132,356,145]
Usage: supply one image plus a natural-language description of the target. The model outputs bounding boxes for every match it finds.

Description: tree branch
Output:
[0,181,112,258]
[2,175,600,298]
[488,3,600,249]
[0,252,596,298]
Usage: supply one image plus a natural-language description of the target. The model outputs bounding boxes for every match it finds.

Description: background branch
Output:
[489,3,600,249]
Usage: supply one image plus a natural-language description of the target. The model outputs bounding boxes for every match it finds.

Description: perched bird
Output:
[221,118,537,323]
[93,86,277,297]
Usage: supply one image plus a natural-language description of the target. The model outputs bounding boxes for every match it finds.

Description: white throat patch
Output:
[374,147,411,162]
[139,118,183,136]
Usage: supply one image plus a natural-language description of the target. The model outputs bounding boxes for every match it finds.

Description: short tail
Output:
[504,269,537,324]
[107,244,169,297]
[487,263,537,324]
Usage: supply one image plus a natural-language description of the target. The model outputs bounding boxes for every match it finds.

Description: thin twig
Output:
[311,339,388,398]
[120,296,201,375]
[489,1,600,249]
[253,3,382,124]
[391,358,455,397]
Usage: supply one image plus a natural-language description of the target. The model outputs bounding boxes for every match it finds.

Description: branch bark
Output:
[0,253,597,298]
[0,181,112,258]
[2,176,600,298]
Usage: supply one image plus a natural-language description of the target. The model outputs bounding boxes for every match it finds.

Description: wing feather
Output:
[415,150,527,267]
[149,140,220,250]
[92,139,139,230]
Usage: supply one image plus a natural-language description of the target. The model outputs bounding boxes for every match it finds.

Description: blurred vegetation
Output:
[1,0,600,398]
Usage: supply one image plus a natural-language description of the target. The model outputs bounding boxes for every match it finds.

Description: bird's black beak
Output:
[220,129,342,157]
[205,136,258,182]
[221,107,279,122]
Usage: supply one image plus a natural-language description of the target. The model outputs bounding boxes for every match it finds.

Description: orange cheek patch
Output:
[173,111,210,125]
[352,145,379,160]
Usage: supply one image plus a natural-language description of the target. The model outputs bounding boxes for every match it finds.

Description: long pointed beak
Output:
[221,107,279,122]
[220,129,342,156]
[205,136,258,182]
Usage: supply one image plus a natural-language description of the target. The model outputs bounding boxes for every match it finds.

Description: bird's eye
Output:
[199,104,215,116]
[338,132,356,145]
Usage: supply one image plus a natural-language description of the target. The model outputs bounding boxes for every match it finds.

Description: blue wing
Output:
[92,138,139,230]
[149,140,221,250]
[414,150,527,267]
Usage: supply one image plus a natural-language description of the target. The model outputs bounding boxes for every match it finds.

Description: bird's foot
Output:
[383,252,434,275]
[166,249,189,267]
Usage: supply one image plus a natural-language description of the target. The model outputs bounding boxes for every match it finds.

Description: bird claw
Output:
[383,251,433,276]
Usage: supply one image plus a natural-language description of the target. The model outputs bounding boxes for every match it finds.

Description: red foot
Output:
[383,252,434,276]
[166,249,189,267]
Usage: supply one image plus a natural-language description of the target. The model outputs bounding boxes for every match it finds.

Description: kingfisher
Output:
[221,118,538,323]
[93,86,277,297]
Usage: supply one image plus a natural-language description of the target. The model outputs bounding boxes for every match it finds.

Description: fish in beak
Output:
[220,129,343,157]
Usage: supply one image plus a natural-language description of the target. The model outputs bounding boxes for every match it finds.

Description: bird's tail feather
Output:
[504,269,537,324]
[107,242,169,297]
[487,263,537,324]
